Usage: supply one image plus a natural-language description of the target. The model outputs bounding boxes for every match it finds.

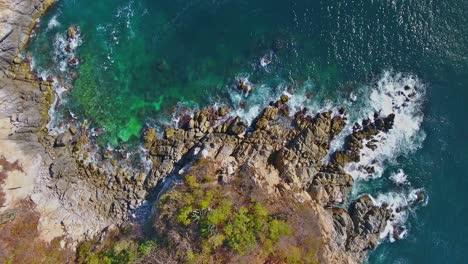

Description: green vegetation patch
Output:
[74,159,320,264]
[158,171,292,262]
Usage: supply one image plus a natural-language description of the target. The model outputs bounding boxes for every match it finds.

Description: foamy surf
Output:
[47,15,60,30]
[372,187,427,243]
[390,169,409,185]
[344,71,426,181]
[46,80,69,135]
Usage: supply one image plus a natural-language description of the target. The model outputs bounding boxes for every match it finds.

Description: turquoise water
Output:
[27,0,468,263]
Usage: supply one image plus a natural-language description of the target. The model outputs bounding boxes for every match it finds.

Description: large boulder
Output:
[308,166,354,205]
[227,117,247,136]
[144,128,158,148]
[54,131,73,147]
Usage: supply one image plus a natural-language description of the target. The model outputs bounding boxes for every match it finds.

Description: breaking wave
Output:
[372,188,428,243]
[47,15,60,30]
[344,71,426,181]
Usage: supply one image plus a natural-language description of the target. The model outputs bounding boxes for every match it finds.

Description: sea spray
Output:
[47,15,60,30]
[372,188,427,243]
[344,71,426,181]
[390,169,409,185]
[331,71,428,244]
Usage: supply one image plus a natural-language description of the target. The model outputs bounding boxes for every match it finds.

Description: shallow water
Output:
[27,0,468,262]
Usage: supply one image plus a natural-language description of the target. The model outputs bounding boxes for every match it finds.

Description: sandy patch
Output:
[0,116,66,242]
[0,117,41,209]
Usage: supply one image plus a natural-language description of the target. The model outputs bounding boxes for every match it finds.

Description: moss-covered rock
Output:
[144,128,158,148]
[165,128,176,139]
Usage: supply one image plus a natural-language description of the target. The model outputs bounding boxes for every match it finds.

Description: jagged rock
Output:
[69,126,78,135]
[54,131,73,147]
[332,150,360,166]
[103,150,112,160]
[311,111,332,141]
[331,115,346,137]
[227,117,247,136]
[218,106,229,116]
[73,140,83,153]
[253,107,279,130]
[0,26,400,262]
[144,128,158,148]
[187,119,195,129]
[328,195,391,261]
[262,107,278,120]
[135,173,147,185]
[165,128,176,139]
[349,195,390,235]
[115,173,124,185]
[331,208,354,248]
[254,117,269,130]
[280,94,290,103]
[309,168,354,205]
[199,121,210,133]
[0,0,53,70]
[136,189,147,199]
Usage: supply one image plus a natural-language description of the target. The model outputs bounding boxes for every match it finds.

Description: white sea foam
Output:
[227,79,281,124]
[52,27,82,72]
[32,23,427,244]
[53,34,68,72]
[68,32,82,51]
[216,69,428,246]
[372,188,427,243]
[138,145,153,174]
[43,26,83,134]
[344,71,426,180]
[390,169,409,185]
[260,51,273,68]
[313,71,428,243]
[47,15,60,30]
[116,1,136,37]
[46,79,70,135]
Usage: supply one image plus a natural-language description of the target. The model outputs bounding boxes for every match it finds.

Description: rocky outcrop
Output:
[0,62,118,242]
[330,195,391,260]
[0,1,396,261]
[3,89,389,262]
[331,113,395,167]
[0,0,118,243]
[0,69,394,262]
[126,97,395,263]
[0,0,54,70]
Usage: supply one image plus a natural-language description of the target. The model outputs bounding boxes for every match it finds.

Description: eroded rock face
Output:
[0,0,51,70]
[0,0,124,241]
[309,165,354,205]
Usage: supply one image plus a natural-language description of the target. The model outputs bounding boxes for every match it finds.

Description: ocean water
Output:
[26,0,468,263]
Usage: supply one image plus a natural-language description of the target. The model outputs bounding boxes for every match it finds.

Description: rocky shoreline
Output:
[0,1,421,263]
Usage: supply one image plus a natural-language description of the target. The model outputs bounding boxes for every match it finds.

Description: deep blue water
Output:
[27,0,468,262]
